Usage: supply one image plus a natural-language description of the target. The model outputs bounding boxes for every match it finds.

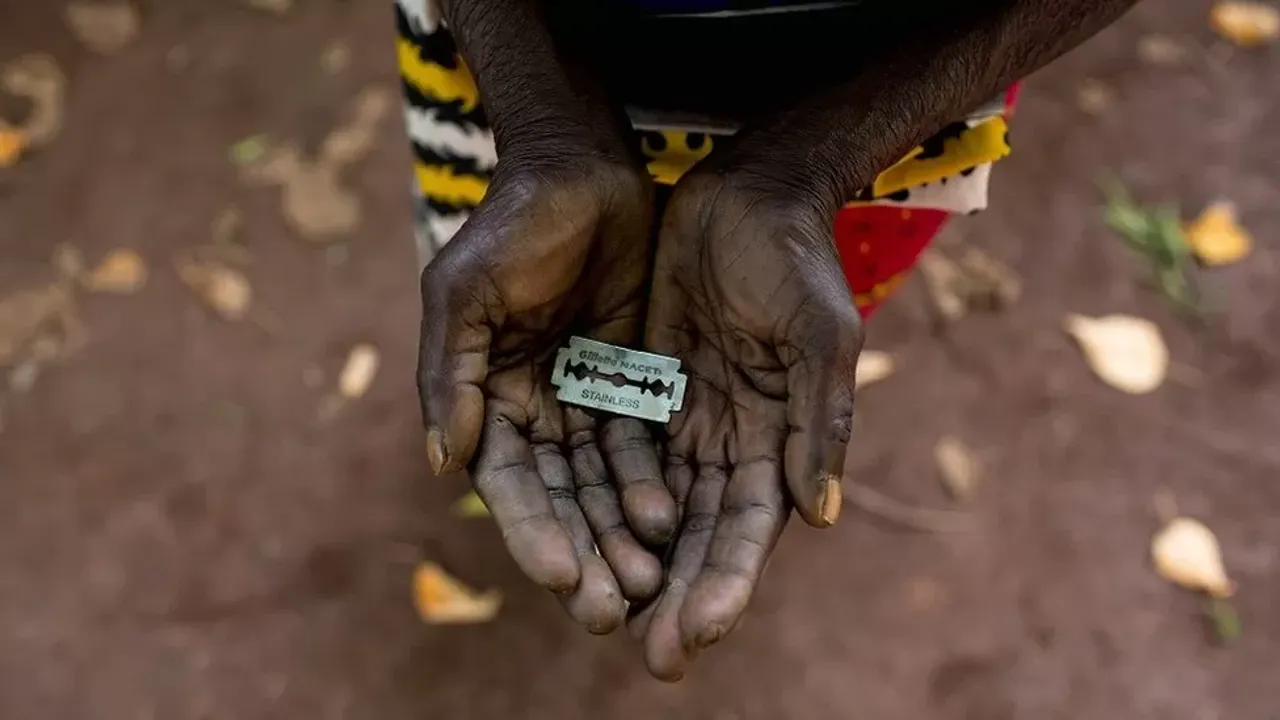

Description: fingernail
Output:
[426,428,448,475]
[694,623,725,650]
[818,474,842,526]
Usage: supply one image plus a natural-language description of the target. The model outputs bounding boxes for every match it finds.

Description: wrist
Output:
[494,111,636,170]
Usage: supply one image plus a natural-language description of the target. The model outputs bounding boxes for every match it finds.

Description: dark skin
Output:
[421,0,1139,679]
[419,0,676,631]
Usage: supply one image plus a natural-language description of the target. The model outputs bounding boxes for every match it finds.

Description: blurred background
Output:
[2,0,1278,718]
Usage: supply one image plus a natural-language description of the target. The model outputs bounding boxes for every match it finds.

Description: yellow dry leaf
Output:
[855,350,894,389]
[412,562,501,624]
[1152,517,1234,598]
[1210,1,1280,46]
[1184,201,1252,266]
[338,343,379,399]
[85,249,147,293]
[1064,314,1168,394]
[179,260,251,320]
[0,128,26,167]
[451,490,490,518]
[934,435,980,501]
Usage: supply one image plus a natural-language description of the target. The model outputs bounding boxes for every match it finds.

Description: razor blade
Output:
[550,336,687,423]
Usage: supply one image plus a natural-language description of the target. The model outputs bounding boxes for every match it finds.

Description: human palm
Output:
[633,173,865,679]
[419,158,676,632]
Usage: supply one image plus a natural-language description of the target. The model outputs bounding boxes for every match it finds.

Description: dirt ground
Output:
[2,1,1279,718]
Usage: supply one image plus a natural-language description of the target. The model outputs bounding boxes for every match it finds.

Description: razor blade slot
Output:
[561,360,678,399]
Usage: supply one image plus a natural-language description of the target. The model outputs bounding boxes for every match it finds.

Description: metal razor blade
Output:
[550,336,687,423]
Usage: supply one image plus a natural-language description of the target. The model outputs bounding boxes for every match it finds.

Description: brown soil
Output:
[2,1,1278,718]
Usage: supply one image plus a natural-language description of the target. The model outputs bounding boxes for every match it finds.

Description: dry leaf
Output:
[246,144,361,240]
[244,88,390,242]
[412,562,501,624]
[2,55,66,148]
[1152,517,1234,598]
[451,490,490,518]
[1184,201,1252,266]
[1076,78,1115,116]
[85,249,147,293]
[855,350,894,389]
[7,332,60,393]
[338,344,379,399]
[52,244,85,280]
[65,1,140,54]
[319,86,393,167]
[957,247,1022,310]
[179,260,251,320]
[321,41,351,74]
[1137,34,1190,65]
[1210,1,1280,46]
[0,284,75,366]
[917,251,967,322]
[0,127,26,167]
[1065,314,1168,394]
[934,436,980,501]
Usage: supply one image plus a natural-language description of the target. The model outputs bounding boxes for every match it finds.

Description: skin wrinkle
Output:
[424,0,1141,680]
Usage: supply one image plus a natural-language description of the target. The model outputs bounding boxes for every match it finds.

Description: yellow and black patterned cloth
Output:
[396,0,1018,315]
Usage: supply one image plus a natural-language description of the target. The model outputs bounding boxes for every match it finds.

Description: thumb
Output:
[417,235,500,475]
[780,289,863,528]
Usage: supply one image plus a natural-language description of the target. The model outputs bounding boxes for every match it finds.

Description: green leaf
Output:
[1099,177,1205,317]
[1208,597,1241,645]
[229,134,269,166]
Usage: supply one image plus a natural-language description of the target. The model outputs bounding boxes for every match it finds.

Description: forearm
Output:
[718,0,1140,217]
[441,0,631,162]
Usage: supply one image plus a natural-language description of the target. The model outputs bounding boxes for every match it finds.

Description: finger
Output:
[780,290,863,528]
[600,418,677,547]
[624,456,695,640]
[643,213,695,360]
[418,240,499,475]
[664,455,697,521]
[642,464,727,683]
[680,457,789,650]
[564,410,663,602]
[472,412,579,593]
[533,443,627,634]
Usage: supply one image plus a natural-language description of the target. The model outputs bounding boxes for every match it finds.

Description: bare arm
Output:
[440,0,632,164]
[716,0,1141,216]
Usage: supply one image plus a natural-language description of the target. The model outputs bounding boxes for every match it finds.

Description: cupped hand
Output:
[419,154,677,633]
[632,171,864,680]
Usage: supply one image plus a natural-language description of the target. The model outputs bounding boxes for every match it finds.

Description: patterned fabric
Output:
[396,0,1018,316]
